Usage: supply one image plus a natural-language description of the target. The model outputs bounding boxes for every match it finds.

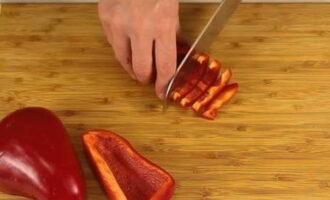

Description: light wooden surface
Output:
[1,3,330,200]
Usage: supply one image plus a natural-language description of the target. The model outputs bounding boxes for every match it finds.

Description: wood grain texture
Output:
[0,3,330,200]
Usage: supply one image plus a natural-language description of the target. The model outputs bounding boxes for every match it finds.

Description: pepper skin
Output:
[192,68,232,113]
[171,53,209,101]
[0,107,86,200]
[180,60,221,107]
[176,40,192,64]
[201,83,239,120]
[82,130,175,200]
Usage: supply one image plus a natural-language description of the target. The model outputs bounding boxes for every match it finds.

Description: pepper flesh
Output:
[180,60,221,107]
[171,53,209,101]
[82,130,175,200]
[176,40,192,64]
[201,83,239,120]
[192,69,232,113]
[0,107,86,200]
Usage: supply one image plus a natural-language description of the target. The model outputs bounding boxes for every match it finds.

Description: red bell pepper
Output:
[171,40,239,119]
[82,130,175,200]
[176,40,192,64]
[0,107,86,200]
[192,68,232,113]
[201,83,239,120]
[171,53,209,101]
[180,60,221,107]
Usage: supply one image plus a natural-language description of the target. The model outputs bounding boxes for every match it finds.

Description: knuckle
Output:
[156,22,170,34]
[130,25,144,39]
[156,18,176,33]
[129,19,149,39]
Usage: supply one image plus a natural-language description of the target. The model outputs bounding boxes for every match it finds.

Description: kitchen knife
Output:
[163,0,241,110]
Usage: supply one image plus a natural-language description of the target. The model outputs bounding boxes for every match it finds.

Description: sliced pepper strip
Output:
[83,130,175,200]
[192,68,232,113]
[171,53,209,101]
[201,83,239,120]
[176,40,191,64]
[180,60,221,107]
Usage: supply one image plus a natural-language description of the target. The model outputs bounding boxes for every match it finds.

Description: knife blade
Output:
[163,0,241,110]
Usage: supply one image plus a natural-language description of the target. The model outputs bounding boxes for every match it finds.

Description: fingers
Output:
[155,28,177,99]
[98,1,113,44]
[104,22,136,80]
[111,33,136,80]
[176,18,181,34]
[98,0,179,99]
[98,1,135,80]
[131,36,154,84]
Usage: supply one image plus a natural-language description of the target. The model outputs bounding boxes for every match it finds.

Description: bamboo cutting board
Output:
[1,3,330,200]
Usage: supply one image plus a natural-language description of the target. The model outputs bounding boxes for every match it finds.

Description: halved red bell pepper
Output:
[201,83,239,120]
[192,68,232,113]
[180,60,221,107]
[0,107,86,200]
[82,130,175,200]
[171,53,209,101]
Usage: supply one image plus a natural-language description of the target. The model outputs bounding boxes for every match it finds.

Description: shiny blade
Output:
[163,0,241,110]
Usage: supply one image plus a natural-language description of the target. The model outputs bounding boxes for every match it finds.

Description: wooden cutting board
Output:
[1,3,330,200]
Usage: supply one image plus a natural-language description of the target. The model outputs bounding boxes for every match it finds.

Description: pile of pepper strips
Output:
[171,42,238,120]
[0,43,239,200]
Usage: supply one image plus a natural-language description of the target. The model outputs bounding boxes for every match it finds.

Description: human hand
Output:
[99,0,179,99]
